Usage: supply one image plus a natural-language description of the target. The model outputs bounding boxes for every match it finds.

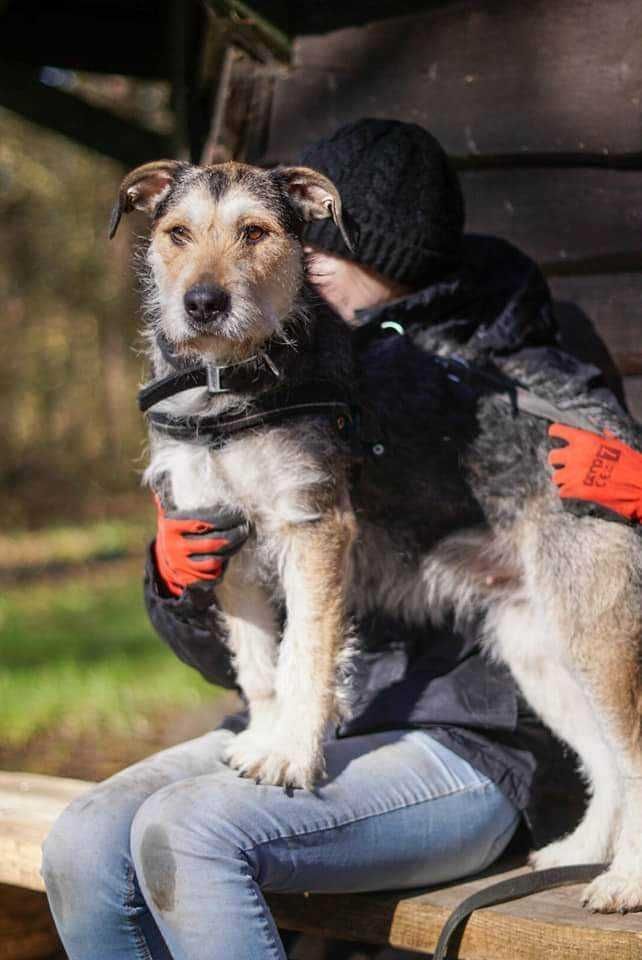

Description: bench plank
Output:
[4,771,642,957]
[0,772,92,892]
[268,872,642,959]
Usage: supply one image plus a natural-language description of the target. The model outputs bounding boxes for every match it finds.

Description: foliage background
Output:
[0,83,226,772]
[0,87,153,529]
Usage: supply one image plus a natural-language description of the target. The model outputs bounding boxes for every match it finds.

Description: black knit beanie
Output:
[299,118,465,288]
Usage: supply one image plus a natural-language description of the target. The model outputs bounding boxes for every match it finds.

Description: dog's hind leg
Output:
[489,600,622,871]
[507,510,642,912]
[575,640,642,913]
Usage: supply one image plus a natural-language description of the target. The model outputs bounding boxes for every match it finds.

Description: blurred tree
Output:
[0,105,150,528]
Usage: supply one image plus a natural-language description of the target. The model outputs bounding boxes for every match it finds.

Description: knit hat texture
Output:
[299,118,465,288]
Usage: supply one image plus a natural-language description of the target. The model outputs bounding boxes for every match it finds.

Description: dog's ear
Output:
[275,165,358,253]
[109,160,185,239]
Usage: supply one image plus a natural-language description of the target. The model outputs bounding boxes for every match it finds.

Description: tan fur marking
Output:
[146,175,303,359]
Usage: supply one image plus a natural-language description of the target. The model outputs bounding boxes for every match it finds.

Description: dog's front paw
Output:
[581,869,642,913]
[530,833,611,871]
[224,730,323,790]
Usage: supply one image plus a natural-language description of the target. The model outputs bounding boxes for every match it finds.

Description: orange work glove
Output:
[154,495,250,597]
[548,423,642,522]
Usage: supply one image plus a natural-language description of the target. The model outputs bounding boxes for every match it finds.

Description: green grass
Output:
[0,564,216,746]
[0,518,153,572]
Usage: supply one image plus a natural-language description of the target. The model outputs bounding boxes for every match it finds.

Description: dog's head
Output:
[110,160,355,361]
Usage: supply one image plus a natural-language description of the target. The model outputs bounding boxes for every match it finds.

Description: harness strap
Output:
[149,399,354,446]
[497,386,598,433]
[138,356,278,413]
[431,354,600,434]
[432,863,605,960]
[139,327,603,454]
[139,365,210,412]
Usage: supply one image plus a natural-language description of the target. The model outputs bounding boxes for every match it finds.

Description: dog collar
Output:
[141,377,358,451]
[138,354,281,413]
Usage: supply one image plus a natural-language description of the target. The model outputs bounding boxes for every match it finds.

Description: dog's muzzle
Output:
[184,282,231,329]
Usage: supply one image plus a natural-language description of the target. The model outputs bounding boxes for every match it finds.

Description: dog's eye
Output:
[169,226,190,246]
[244,225,266,244]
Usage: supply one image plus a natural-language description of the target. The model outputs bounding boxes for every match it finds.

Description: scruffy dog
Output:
[111,159,642,913]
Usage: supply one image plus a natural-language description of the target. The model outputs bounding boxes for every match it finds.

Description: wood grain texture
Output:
[551,274,642,364]
[268,862,642,958]
[462,170,642,270]
[269,867,642,960]
[265,0,642,162]
[0,772,91,892]
[5,773,642,955]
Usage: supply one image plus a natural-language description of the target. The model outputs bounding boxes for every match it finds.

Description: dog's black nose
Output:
[184,283,230,326]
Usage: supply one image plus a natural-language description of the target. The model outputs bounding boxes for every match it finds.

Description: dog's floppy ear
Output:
[275,165,358,253]
[109,160,185,239]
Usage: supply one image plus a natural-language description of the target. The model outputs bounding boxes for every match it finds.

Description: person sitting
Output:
[43,118,606,960]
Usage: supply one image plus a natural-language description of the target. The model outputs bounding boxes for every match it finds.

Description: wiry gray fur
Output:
[117,159,642,913]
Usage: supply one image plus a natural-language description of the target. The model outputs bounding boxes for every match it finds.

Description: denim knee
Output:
[42,786,137,929]
[130,776,254,910]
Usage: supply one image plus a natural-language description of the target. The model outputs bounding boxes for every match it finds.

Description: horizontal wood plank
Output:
[0,64,171,168]
[462,170,642,269]
[551,274,642,363]
[268,864,642,959]
[266,0,642,162]
[0,772,92,892]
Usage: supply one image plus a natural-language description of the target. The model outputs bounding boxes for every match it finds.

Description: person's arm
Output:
[144,497,250,688]
[548,423,642,522]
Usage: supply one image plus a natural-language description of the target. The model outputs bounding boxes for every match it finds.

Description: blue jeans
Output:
[42,727,519,959]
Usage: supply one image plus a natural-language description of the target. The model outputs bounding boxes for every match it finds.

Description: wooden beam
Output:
[265,0,642,162]
[0,64,171,167]
[0,773,92,891]
[203,0,291,62]
[268,869,642,959]
[461,169,642,272]
[0,0,171,79]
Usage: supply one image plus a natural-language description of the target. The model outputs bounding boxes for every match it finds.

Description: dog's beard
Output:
[141,280,309,367]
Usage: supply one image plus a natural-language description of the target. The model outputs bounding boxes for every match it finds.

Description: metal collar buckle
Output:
[205,364,230,395]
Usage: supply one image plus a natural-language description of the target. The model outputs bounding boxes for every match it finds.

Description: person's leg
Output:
[131,730,520,960]
[41,726,240,960]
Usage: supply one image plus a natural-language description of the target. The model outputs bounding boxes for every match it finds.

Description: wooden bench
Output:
[4,771,642,959]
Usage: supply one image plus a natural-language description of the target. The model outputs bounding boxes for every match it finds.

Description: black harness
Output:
[138,319,600,454]
[140,367,356,448]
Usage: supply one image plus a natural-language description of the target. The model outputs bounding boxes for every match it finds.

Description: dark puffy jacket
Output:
[145,235,622,846]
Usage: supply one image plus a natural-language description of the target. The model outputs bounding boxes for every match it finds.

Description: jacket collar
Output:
[354,234,556,359]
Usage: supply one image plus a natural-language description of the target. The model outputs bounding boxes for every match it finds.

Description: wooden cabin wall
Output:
[247,0,642,417]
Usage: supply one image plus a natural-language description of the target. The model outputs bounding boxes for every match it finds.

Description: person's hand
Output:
[548,423,642,522]
[153,495,250,597]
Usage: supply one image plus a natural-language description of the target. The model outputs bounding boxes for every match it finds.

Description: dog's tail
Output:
[408,528,522,629]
